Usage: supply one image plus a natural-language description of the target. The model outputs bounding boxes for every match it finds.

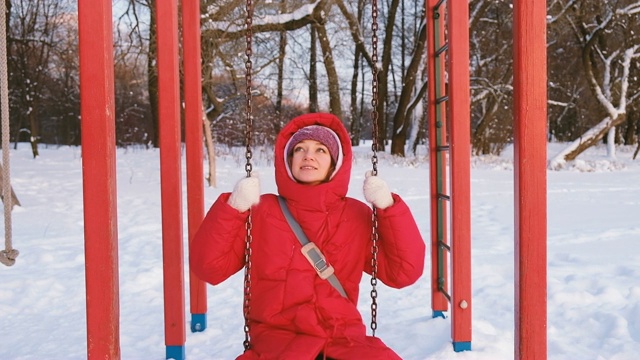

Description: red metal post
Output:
[182,0,208,332]
[513,1,548,359]
[426,0,449,317]
[448,0,472,351]
[156,1,186,358]
[78,0,120,358]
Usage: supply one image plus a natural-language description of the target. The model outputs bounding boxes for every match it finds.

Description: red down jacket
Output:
[190,113,426,359]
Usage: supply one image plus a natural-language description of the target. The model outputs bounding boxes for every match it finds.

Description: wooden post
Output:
[78,0,120,358]
[448,0,472,352]
[156,1,186,359]
[182,0,208,333]
[513,1,548,359]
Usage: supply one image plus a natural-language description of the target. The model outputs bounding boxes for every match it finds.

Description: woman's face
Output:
[289,139,334,185]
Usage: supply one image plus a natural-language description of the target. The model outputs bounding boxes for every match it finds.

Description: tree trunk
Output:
[147,2,159,148]
[375,0,400,151]
[606,127,616,158]
[309,24,318,113]
[348,0,366,146]
[275,1,287,134]
[349,47,362,146]
[315,23,342,119]
[472,99,500,155]
[202,107,216,188]
[390,18,426,156]
[623,110,637,145]
[549,113,627,168]
[28,107,39,158]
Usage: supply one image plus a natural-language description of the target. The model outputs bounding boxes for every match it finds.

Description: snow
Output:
[1,142,640,359]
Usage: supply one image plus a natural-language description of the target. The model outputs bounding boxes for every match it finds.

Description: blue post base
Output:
[432,310,446,319]
[166,345,185,360]
[191,313,207,332]
[453,341,471,352]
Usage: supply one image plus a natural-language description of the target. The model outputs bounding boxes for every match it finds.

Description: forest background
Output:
[5,0,640,167]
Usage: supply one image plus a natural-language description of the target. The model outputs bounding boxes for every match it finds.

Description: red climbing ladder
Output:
[426,0,472,352]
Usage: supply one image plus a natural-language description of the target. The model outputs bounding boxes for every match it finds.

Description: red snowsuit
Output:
[190,113,426,359]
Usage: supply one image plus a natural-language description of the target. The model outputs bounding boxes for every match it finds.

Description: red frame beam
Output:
[182,0,207,330]
[156,0,186,355]
[448,0,472,349]
[513,1,548,359]
[78,0,120,358]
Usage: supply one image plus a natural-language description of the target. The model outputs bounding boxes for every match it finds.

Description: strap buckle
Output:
[300,242,335,280]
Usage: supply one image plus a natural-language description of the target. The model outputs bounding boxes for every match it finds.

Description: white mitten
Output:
[363,171,394,209]
[228,174,260,212]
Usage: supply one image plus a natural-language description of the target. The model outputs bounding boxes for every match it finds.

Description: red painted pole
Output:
[426,0,449,316]
[156,0,186,358]
[513,1,548,359]
[78,0,120,358]
[182,0,208,332]
[448,0,472,351]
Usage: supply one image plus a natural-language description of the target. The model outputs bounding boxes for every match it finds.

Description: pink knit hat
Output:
[285,125,340,163]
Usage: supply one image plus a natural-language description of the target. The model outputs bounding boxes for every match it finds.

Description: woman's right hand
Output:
[227,173,260,212]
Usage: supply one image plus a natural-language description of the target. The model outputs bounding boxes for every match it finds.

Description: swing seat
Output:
[0,248,19,266]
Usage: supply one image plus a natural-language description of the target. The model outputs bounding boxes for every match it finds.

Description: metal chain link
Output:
[242,0,254,351]
[369,0,380,336]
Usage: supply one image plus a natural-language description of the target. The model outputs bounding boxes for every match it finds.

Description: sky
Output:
[1,141,639,359]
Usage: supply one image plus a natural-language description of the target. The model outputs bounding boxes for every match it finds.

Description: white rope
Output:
[0,1,18,266]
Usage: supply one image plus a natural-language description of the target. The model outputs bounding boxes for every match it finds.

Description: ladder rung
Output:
[435,42,449,56]
[438,240,450,252]
[437,193,450,201]
[436,95,448,104]
[437,145,450,151]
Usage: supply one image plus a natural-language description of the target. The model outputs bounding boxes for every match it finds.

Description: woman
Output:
[190,112,425,359]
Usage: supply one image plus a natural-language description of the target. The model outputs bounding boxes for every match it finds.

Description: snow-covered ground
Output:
[1,142,639,359]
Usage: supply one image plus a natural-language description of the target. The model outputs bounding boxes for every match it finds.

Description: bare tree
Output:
[8,0,72,157]
[549,1,640,167]
[309,24,319,113]
[200,0,330,147]
[467,0,515,155]
[315,21,342,119]
[389,12,427,156]
[348,0,366,146]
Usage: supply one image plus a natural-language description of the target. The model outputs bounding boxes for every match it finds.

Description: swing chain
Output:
[244,0,254,178]
[369,0,380,336]
[242,0,254,351]
[370,0,380,173]
[370,208,379,336]
[242,215,253,351]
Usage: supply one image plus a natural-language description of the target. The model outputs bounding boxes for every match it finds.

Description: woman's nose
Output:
[302,150,314,160]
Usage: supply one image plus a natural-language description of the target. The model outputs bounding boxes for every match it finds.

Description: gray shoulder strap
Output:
[277,196,348,299]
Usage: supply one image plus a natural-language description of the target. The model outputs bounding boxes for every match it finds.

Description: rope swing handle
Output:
[0,0,18,267]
